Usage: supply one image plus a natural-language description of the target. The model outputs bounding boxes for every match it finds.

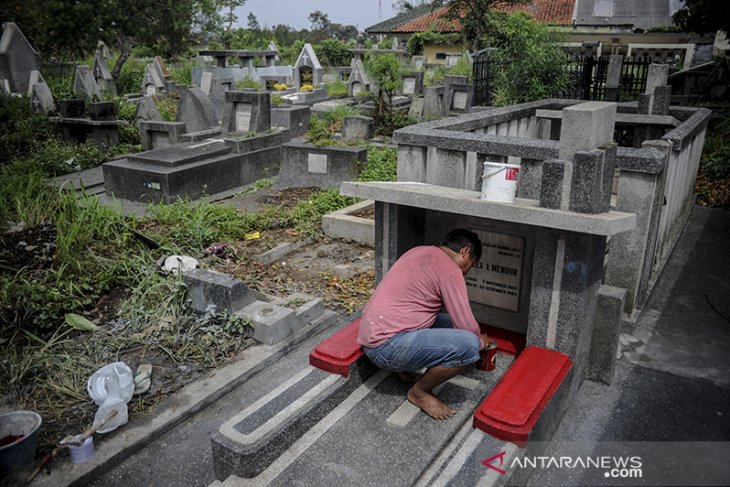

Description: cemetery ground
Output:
[0,167,384,463]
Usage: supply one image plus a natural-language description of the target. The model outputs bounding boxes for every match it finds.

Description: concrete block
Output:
[342,115,374,142]
[176,87,219,133]
[539,159,573,210]
[321,199,375,247]
[277,142,367,189]
[184,268,256,314]
[271,105,310,138]
[237,301,298,345]
[558,101,616,161]
[587,285,626,384]
[569,144,617,214]
[138,121,187,151]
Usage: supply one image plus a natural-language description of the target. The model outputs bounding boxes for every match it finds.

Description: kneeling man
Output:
[358,229,492,420]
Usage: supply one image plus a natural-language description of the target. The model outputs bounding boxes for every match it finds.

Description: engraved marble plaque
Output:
[452,91,468,110]
[464,230,524,312]
[403,78,416,95]
[308,153,328,174]
[235,103,252,133]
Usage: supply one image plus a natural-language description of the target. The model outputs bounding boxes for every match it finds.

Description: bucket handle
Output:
[482,165,508,180]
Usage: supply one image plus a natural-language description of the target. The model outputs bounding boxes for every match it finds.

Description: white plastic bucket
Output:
[480,161,520,203]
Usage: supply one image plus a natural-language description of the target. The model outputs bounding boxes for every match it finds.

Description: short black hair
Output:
[441,229,482,261]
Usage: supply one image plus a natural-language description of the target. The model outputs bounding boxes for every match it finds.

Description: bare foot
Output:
[397,371,421,384]
[407,387,456,420]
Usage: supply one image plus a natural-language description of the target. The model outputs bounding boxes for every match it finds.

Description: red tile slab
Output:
[309,318,364,377]
[473,346,573,444]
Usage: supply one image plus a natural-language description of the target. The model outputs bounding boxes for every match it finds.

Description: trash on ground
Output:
[161,255,199,274]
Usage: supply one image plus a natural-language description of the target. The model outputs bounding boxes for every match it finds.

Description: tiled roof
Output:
[394,6,460,33]
[495,0,574,25]
[365,3,441,33]
[365,0,575,34]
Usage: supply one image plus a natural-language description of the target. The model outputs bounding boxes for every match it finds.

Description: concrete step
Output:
[210,352,514,486]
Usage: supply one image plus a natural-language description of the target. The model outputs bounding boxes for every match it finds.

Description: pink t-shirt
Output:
[357,246,480,348]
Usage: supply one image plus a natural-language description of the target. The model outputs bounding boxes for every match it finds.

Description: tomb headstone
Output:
[401,71,423,96]
[220,91,271,135]
[293,43,323,91]
[0,22,40,94]
[93,51,116,96]
[412,56,425,70]
[200,72,213,95]
[267,40,280,62]
[134,96,163,128]
[342,115,374,141]
[96,41,112,63]
[347,58,370,97]
[27,70,44,96]
[138,120,186,150]
[391,38,399,51]
[74,65,102,103]
[558,101,616,161]
[176,87,219,133]
[142,62,165,96]
[30,82,55,115]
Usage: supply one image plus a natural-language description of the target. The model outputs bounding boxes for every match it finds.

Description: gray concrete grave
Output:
[0,22,40,94]
[141,62,166,96]
[402,71,424,96]
[220,91,270,135]
[92,51,115,96]
[138,120,186,150]
[278,143,367,189]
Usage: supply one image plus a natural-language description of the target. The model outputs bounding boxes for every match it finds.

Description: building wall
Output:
[424,44,463,65]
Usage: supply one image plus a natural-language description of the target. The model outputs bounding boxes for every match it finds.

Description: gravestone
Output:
[138,120,186,150]
[30,82,55,115]
[401,72,424,96]
[347,58,370,97]
[0,22,40,94]
[412,56,425,70]
[267,40,280,62]
[443,75,473,114]
[96,41,112,63]
[200,72,213,95]
[141,62,165,96]
[134,96,162,128]
[220,91,271,135]
[176,87,219,133]
[92,51,116,96]
[26,70,43,96]
[74,65,102,103]
[342,116,374,141]
[293,43,323,91]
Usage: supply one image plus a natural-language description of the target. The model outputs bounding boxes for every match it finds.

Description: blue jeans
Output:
[362,313,480,373]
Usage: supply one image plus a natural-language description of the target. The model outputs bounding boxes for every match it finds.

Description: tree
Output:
[221,0,248,31]
[673,0,730,35]
[392,0,429,14]
[309,10,331,39]
[247,12,260,31]
[431,0,531,51]
[1,0,230,79]
[365,53,403,117]
[486,12,570,106]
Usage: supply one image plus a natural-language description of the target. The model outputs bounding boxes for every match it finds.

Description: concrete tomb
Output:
[176,87,219,134]
[92,51,116,96]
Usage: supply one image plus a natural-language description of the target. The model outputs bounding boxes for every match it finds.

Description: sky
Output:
[233,0,396,31]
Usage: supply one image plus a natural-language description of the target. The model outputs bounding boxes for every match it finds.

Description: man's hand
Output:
[479,334,494,350]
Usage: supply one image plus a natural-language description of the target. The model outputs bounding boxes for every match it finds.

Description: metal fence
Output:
[472,54,650,106]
